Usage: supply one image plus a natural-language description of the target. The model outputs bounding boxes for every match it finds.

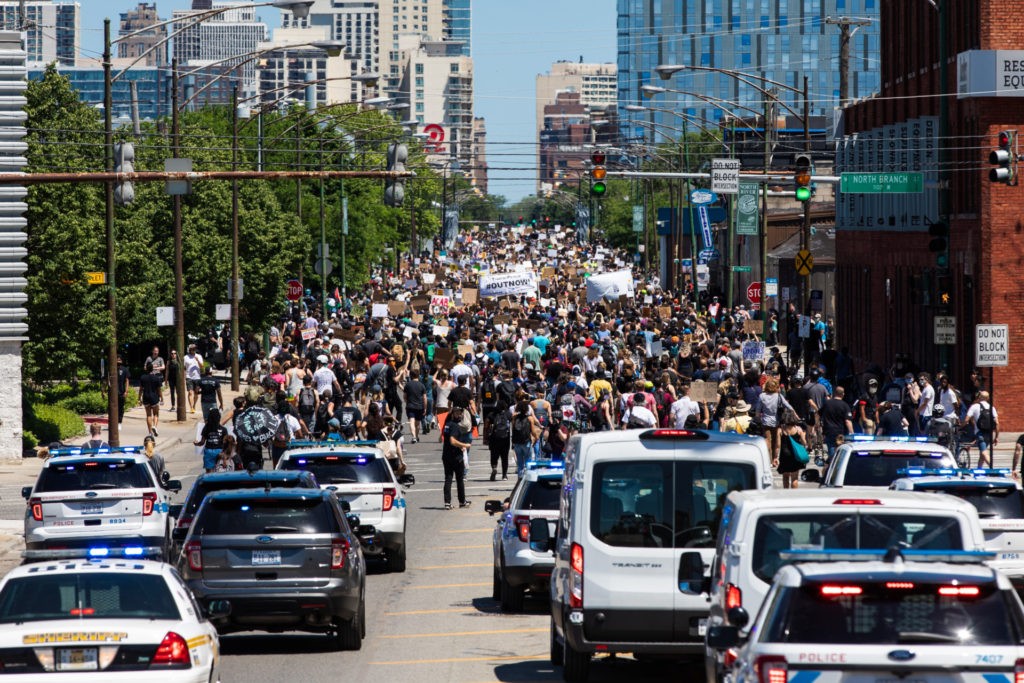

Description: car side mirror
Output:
[484,499,503,516]
[165,480,182,493]
[21,486,31,500]
[706,625,739,650]
[678,551,708,594]
[398,473,416,487]
[206,600,232,620]
[161,470,171,485]
[800,469,821,484]
[529,518,554,553]
[727,606,750,629]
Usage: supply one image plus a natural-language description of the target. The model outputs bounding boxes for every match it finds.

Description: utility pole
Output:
[825,16,872,108]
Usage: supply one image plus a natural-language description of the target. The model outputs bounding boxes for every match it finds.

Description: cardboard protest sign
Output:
[300,328,317,341]
[457,342,473,358]
[461,287,479,305]
[388,301,406,317]
[433,347,455,368]
[371,303,388,318]
[541,266,556,279]
[743,319,762,335]
[421,272,436,285]
[372,291,387,303]
[690,380,719,404]
[658,306,672,319]
[410,296,430,310]
[411,313,423,324]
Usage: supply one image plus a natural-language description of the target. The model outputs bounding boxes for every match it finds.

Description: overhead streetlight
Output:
[363,96,392,106]
[386,102,411,111]
[641,84,667,97]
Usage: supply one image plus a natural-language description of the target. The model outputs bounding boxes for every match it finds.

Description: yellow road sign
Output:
[86,271,106,285]
[795,250,814,276]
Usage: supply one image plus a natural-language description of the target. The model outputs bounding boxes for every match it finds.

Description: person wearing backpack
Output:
[488,399,512,481]
[297,376,318,433]
[967,391,999,467]
[271,399,304,467]
[511,400,539,476]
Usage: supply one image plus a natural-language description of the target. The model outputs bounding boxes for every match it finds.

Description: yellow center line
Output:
[441,529,494,534]
[441,544,491,549]
[371,654,549,666]
[407,582,491,590]
[380,627,546,639]
[383,607,477,616]
[415,562,491,570]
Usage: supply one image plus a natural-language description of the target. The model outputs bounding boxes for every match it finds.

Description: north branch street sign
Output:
[840,172,924,194]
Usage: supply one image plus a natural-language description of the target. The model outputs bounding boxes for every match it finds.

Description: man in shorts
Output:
[183,344,203,414]
[138,360,164,437]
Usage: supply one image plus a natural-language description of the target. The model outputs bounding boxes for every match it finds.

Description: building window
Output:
[415,63,423,74]
[415,103,424,112]
[450,63,459,73]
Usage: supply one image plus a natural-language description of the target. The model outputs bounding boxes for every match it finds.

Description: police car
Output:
[22,447,182,561]
[805,436,957,488]
[891,468,1024,571]
[708,548,1024,683]
[276,440,415,572]
[484,460,562,612]
[0,553,224,681]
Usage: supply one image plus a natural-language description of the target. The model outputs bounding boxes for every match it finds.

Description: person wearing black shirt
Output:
[404,375,426,443]
[785,379,814,423]
[441,407,471,509]
[876,401,909,437]
[116,356,130,425]
[333,394,363,439]
[449,375,474,412]
[196,366,223,422]
[139,361,163,437]
[820,386,854,460]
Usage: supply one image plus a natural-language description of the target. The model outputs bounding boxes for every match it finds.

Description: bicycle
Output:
[954,426,976,469]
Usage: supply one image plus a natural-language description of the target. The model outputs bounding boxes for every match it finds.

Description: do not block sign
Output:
[976,324,1009,367]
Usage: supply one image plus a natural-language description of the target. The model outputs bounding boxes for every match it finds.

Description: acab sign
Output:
[975,324,1009,367]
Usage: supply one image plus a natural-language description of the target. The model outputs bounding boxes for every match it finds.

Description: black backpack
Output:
[298,387,316,413]
[491,410,511,439]
[977,403,994,432]
[512,415,533,443]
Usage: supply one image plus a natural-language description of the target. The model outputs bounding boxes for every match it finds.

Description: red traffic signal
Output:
[999,131,1011,148]
[591,151,606,165]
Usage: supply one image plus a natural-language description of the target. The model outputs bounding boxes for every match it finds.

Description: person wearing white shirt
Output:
[670,385,702,428]
[621,393,657,429]
[183,345,203,414]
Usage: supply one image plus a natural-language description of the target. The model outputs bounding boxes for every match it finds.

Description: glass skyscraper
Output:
[617,0,880,143]
[444,0,471,55]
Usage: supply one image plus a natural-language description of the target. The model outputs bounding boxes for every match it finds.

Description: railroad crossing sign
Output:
[795,249,814,276]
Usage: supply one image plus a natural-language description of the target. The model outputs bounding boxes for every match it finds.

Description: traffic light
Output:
[517,216,523,225]
[989,130,1017,185]
[936,272,952,308]
[114,142,134,205]
[384,142,407,206]
[794,153,812,202]
[590,150,607,196]
[928,221,949,268]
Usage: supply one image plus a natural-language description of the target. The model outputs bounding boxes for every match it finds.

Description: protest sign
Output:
[479,270,537,298]
[388,301,405,317]
[586,269,635,303]
[371,303,388,318]
[742,341,766,363]
[461,287,479,305]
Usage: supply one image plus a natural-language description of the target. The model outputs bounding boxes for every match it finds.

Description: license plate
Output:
[698,618,707,636]
[57,647,98,671]
[80,503,103,516]
[252,549,281,566]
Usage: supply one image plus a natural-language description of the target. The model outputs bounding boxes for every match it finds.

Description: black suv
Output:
[179,488,367,650]
[170,470,320,550]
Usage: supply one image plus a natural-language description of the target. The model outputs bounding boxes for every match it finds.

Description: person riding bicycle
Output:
[926,404,955,450]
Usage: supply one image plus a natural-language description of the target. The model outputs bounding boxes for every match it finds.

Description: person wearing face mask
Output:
[857,377,879,434]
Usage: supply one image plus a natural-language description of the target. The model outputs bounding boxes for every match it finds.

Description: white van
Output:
[703,487,987,682]
[537,428,772,682]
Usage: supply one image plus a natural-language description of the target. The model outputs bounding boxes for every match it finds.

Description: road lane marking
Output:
[371,654,548,665]
[380,627,546,640]
[441,529,494,534]
[416,562,491,570]
[408,582,490,590]
[441,544,491,549]
[383,607,475,616]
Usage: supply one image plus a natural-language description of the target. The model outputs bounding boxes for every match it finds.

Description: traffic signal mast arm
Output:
[0,169,413,184]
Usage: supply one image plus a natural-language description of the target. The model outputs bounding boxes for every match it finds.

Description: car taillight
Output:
[726,583,742,610]
[185,541,202,571]
[151,631,191,668]
[142,492,157,516]
[755,655,787,683]
[332,538,349,569]
[1014,658,1024,683]
[938,585,980,597]
[833,498,882,505]
[515,515,530,543]
[821,585,863,596]
[569,542,584,608]
[29,497,42,522]
[382,487,396,512]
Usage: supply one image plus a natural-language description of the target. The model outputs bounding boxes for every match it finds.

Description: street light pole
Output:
[102,19,120,446]
[172,59,187,422]
[230,84,240,392]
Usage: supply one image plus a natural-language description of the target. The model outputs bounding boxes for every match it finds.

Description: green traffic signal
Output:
[795,186,811,202]
[591,181,607,196]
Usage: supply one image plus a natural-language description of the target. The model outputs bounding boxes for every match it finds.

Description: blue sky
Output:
[80,1,616,202]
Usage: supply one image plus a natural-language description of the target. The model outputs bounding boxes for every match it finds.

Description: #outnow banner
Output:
[479,270,538,298]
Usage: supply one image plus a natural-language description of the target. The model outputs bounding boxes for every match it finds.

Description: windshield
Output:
[36,460,154,492]
[195,498,335,535]
[764,582,1021,645]
[280,454,391,485]
[932,487,1024,520]
[182,475,316,518]
[519,477,562,510]
[0,573,179,623]
[843,451,957,487]
[590,460,755,548]
[752,513,964,582]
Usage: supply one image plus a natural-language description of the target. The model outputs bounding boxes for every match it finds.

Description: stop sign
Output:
[746,281,762,305]
[286,279,303,302]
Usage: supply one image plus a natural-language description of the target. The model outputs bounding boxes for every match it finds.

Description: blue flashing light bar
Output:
[778,548,996,564]
[286,439,380,450]
[24,545,163,561]
[850,435,935,443]
[525,458,565,471]
[50,446,142,458]
[896,467,1012,478]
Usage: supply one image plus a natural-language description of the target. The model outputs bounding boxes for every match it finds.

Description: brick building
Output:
[838,1,1024,427]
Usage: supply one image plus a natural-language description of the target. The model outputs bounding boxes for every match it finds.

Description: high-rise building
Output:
[398,37,472,165]
[536,61,616,191]
[31,58,170,121]
[118,3,167,67]
[257,26,359,109]
[0,0,78,66]
[172,1,267,99]
[280,0,380,78]
[443,0,469,55]
[470,116,487,194]
[616,0,879,142]
[379,0,443,92]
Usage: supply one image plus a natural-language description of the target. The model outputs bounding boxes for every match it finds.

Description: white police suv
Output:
[23,447,181,561]
[708,548,1024,683]
[277,440,415,572]
[485,460,562,612]
[806,436,957,488]
[0,553,224,680]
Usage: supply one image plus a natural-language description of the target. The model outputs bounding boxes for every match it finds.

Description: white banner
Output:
[586,269,635,303]
[479,270,537,298]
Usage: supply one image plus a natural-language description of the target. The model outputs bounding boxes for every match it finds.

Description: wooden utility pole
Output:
[825,16,873,108]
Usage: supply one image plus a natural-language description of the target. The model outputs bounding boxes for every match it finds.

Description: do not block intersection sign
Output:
[975,324,1009,367]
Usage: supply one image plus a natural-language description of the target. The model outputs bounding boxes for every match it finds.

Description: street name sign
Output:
[840,172,924,194]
